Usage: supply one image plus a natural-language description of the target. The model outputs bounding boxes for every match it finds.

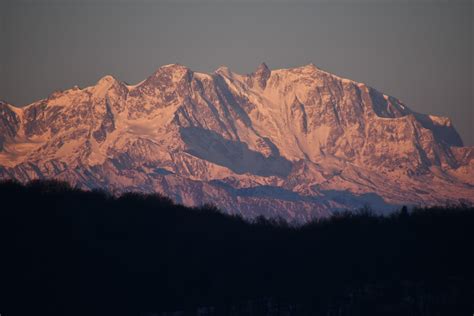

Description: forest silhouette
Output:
[0,180,473,316]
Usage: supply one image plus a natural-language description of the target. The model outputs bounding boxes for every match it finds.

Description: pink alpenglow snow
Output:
[1,63,473,222]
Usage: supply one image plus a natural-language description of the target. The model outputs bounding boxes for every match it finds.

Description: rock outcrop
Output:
[1,63,472,222]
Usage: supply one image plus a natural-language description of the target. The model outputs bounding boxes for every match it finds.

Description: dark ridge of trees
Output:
[0,179,473,316]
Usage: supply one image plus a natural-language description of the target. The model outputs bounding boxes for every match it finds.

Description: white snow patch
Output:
[126,79,146,90]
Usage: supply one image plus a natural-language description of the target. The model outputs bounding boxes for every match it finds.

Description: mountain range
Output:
[1,63,473,221]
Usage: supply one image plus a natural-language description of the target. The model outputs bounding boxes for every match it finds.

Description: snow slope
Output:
[0,63,472,222]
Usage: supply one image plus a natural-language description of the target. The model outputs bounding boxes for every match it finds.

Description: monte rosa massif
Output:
[1,63,473,221]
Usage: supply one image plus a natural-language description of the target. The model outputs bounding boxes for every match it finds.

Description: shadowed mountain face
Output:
[180,126,292,177]
[0,63,473,221]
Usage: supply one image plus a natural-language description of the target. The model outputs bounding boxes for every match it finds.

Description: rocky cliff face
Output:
[1,63,472,221]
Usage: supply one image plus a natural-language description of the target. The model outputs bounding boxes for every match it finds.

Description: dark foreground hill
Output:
[0,180,473,316]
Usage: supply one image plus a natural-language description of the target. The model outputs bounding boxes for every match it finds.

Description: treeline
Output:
[0,180,473,315]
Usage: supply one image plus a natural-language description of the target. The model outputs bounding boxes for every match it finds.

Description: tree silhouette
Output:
[0,180,473,316]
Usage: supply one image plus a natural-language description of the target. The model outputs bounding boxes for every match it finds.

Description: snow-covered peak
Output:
[215,65,233,76]
[0,100,21,114]
[161,63,185,68]
[156,63,190,73]
[148,64,192,83]
[1,61,472,221]
[296,63,319,71]
[96,75,118,86]
[251,62,271,89]
[255,62,270,74]
[91,75,123,97]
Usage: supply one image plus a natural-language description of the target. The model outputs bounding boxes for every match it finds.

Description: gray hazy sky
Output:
[1,0,473,145]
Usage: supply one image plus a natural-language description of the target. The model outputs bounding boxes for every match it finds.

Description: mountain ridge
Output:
[1,63,472,221]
